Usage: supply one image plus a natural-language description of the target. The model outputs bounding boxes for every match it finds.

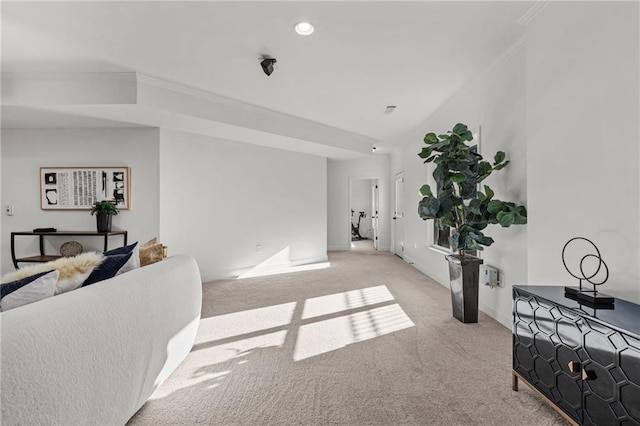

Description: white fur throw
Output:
[2,252,105,295]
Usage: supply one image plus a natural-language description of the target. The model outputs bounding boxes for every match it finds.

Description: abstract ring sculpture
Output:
[562,237,609,286]
[579,253,609,286]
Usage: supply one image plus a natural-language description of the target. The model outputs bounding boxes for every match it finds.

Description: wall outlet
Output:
[5,205,13,216]
[481,265,500,288]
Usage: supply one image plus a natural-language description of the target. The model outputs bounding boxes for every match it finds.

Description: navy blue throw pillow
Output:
[1,270,55,298]
[104,241,138,256]
[82,252,133,286]
[1,270,59,311]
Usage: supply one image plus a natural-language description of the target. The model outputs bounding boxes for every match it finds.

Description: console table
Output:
[512,285,640,426]
[11,230,128,269]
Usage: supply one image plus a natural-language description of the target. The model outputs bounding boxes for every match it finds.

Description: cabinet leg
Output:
[512,371,519,391]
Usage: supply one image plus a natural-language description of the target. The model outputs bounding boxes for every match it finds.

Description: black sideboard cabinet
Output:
[512,285,640,426]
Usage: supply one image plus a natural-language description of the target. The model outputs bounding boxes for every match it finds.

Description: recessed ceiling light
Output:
[294,21,314,36]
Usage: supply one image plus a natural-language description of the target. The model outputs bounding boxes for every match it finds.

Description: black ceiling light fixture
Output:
[260,57,277,76]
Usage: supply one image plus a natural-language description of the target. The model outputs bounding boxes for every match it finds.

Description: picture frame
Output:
[40,166,130,210]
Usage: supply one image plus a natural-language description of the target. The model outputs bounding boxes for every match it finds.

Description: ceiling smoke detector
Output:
[383,105,397,115]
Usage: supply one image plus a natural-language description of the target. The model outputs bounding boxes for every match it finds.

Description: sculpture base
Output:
[564,286,614,305]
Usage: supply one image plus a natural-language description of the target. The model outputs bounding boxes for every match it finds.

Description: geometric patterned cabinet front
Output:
[513,286,640,426]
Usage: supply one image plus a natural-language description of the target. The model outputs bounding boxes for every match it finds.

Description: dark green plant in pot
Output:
[418,123,527,257]
[90,200,120,216]
[90,200,119,232]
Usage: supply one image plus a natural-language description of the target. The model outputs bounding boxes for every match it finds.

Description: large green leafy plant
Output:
[418,123,527,256]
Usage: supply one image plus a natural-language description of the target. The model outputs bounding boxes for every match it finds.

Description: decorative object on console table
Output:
[59,241,83,257]
[562,237,613,305]
[512,285,640,426]
[416,123,527,323]
[90,200,119,233]
[40,166,130,210]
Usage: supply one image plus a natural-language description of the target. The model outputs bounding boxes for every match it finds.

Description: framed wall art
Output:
[40,166,130,210]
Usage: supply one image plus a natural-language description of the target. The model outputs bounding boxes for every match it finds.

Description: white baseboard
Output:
[328,245,390,252]
[291,254,329,266]
[405,256,510,329]
[479,301,511,329]
[406,256,449,288]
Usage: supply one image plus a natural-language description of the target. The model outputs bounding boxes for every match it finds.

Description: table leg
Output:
[11,234,18,269]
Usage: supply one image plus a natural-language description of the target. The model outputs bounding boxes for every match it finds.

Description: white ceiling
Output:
[1,1,533,149]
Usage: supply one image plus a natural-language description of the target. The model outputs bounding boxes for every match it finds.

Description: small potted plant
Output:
[417,123,527,323]
[90,200,119,232]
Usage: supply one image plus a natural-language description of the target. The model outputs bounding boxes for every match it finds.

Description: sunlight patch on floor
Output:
[237,246,331,279]
[302,285,395,320]
[239,262,331,279]
[195,302,296,343]
[293,304,414,361]
[192,330,288,366]
[152,329,289,399]
[149,370,232,400]
[163,285,414,396]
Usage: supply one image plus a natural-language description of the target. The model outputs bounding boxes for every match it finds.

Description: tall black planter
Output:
[446,255,483,323]
[96,212,112,233]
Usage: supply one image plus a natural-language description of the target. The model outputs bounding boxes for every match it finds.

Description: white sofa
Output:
[1,254,202,425]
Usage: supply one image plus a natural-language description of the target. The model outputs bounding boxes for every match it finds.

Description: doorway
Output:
[348,177,379,251]
[371,182,379,250]
[394,172,404,258]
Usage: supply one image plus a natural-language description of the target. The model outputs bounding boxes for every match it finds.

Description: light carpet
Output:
[128,242,566,425]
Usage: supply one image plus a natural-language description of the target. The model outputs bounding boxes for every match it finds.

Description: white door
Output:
[371,182,379,250]
[394,172,404,257]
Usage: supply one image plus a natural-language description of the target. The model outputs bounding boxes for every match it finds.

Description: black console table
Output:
[11,230,128,269]
[512,285,640,426]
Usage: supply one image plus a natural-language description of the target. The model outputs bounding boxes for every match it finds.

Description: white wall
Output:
[0,104,3,268]
[390,1,640,328]
[159,129,327,281]
[390,40,528,327]
[349,178,373,240]
[526,2,640,303]
[327,155,390,251]
[1,128,160,274]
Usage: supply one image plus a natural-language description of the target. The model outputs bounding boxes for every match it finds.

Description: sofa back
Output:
[1,254,202,426]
